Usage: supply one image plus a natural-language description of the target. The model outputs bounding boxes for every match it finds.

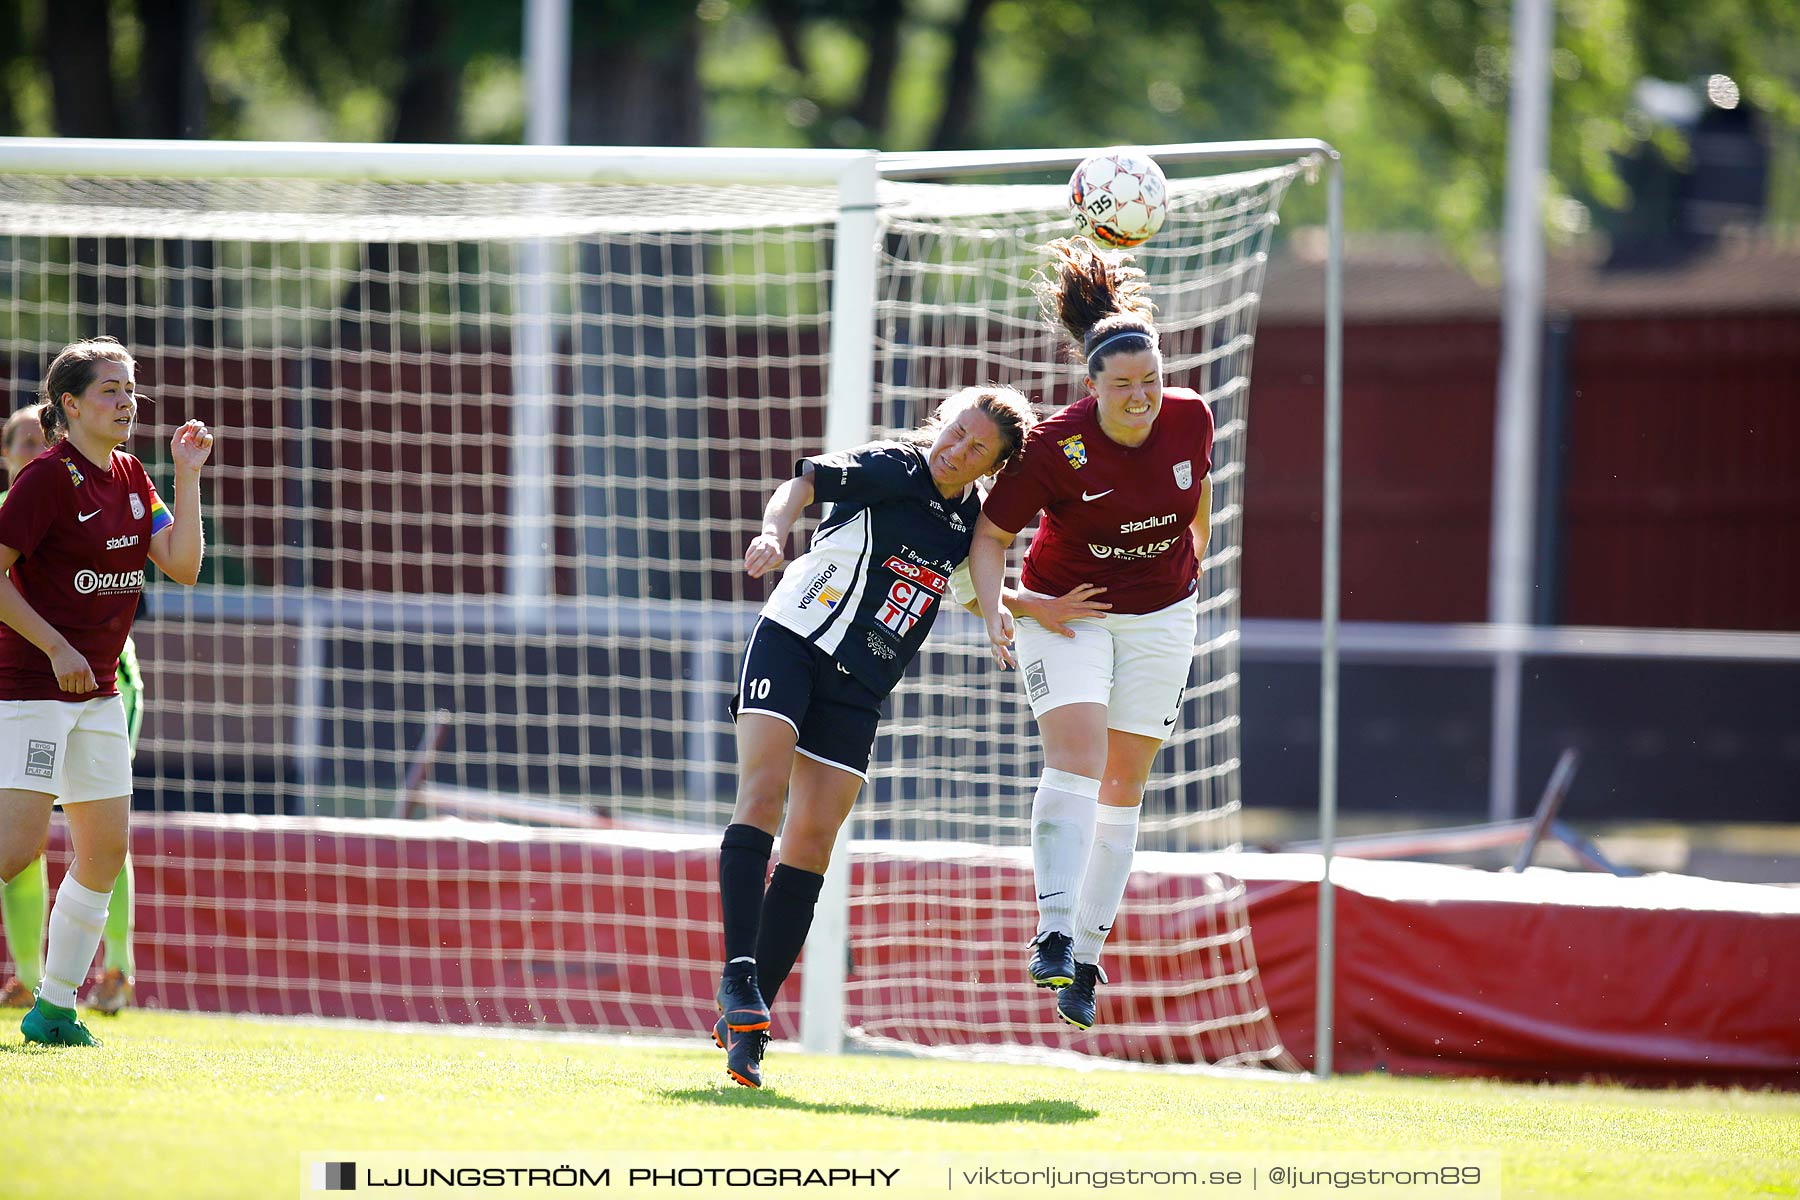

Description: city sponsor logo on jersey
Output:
[63,457,84,488]
[74,567,147,595]
[105,533,141,550]
[798,563,840,610]
[130,492,146,520]
[1058,434,1089,470]
[1173,460,1193,490]
[876,555,946,638]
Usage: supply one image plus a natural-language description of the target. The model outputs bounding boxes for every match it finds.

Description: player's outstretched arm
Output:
[743,467,816,579]
[148,419,214,586]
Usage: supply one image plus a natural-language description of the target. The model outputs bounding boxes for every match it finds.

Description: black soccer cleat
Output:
[1056,961,1108,1030]
[716,961,771,1032]
[1027,930,1076,990]
[713,1015,770,1089]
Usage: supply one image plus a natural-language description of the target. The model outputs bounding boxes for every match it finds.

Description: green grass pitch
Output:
[3,1011,1795,1199]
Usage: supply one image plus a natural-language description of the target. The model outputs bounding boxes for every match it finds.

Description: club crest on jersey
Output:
[130,493,146,520]
[1173,460,1193,490]
[1058,434,1088,470]
[63,457,84,488]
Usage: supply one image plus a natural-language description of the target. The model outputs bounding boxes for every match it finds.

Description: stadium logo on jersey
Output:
[130,492,146,520]
[73,568,147,595]
[1121,513,1178,534]
[25,739,55,779]
[62,457,84,488]
[798,564,839,610]
[882,556,946,595]
[105,533,140,550]
[1173,460,1193,490]
[1058,434,1088,469]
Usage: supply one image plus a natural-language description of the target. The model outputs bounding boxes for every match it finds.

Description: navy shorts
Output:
[730,619,883,780]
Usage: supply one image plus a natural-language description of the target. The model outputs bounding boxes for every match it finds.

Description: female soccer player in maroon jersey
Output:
[0,403,146,1016]
[0,336,214,1047]
[969,237,1215,1031]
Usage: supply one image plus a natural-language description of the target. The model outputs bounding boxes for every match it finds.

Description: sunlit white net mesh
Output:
[0,153,1308,1067]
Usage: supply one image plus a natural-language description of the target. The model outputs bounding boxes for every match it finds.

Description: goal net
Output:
[0,142,1311,1069]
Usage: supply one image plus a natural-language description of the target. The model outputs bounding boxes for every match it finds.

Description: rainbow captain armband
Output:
[148,493,173,536]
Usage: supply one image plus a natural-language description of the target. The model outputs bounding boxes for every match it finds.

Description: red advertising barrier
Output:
[39,818,1798,1088]
[1241,856,1800,1088]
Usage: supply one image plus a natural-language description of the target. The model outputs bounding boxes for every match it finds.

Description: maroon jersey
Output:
[0,443,171,701]
[982,385,1213,615]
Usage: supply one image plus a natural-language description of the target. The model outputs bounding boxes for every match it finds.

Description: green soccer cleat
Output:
[21,996,103,1047]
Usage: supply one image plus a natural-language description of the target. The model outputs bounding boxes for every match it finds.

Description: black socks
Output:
[718,823,774,963]
[755,864,826,1006]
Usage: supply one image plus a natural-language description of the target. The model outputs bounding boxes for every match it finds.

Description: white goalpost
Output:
[0,136,1341,1073]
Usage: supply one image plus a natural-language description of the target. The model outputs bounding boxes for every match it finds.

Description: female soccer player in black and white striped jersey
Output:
[0,337,214,1047]
[711,384,1110,1088]
[969,237,1216,1032]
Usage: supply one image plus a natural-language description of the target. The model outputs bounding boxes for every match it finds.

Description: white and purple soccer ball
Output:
[1068,150,1169,249]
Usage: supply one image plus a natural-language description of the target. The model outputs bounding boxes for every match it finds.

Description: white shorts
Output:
[0,695,133,803]
[1014,592,1197,741]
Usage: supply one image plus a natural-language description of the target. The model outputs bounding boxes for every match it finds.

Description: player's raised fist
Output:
[171,419,215,470]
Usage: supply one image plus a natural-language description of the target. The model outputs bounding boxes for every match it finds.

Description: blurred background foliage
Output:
[0,0,1794,252]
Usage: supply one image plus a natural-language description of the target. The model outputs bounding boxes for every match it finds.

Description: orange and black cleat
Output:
[712,1015,769,1089]
[715,962,770,1033]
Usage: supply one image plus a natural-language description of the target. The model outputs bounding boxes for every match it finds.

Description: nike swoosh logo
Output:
[1037,891,1065,900]
[78,509,102,522]
[1163,716,1177,726]
[1081,489,1114,502]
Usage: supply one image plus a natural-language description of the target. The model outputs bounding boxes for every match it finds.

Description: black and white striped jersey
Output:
[759,441,980,697]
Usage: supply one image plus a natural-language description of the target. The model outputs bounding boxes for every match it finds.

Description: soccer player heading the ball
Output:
[969,237,1215,1032]
[712,384,1111,1088]
[0,337,214,1047]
